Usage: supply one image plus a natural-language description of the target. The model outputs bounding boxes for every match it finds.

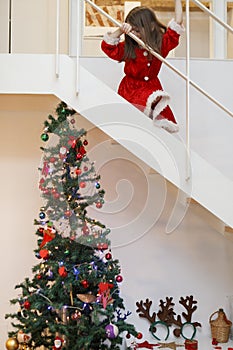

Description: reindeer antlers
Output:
[136,298,156,324]
[135,295,201,339]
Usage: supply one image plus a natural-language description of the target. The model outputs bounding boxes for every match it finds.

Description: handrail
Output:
[191,0,233,34]
[83,0,233,120]
[186,0,191,180]
[55,0,60,78]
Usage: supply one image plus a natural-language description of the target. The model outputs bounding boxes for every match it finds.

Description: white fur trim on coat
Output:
[168,19,185,35]
[144,90,170,119]
[103,32,120,45]
[153,118,179,133]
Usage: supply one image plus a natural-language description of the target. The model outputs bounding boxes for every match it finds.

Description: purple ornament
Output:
[105,323,119,339]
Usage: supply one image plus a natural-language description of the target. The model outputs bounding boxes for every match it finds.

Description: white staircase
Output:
[0,53,233,230]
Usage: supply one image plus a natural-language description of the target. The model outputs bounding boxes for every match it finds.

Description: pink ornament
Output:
[96,202,102,209]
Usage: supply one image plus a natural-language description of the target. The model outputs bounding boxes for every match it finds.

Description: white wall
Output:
[11,0,69,53]
[1,94,233,349]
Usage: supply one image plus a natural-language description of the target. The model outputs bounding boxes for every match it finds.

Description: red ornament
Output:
[75,168,82,176]
[105,253,112,260]
[83,166,88,172]
[50,157,56,163]
[76,153,83,160]
[137,332,143,339]
[97,243,108,250]
[79,181,86,188]
[81,280,89,288]
[53,192,60,199]
[39,249,50,259]
[83,140,88,146]
[64,210,72,218]
[96,202,102,209]
[36,274,42,280]
[82,225,90,236]
[116,275,123,283]
[58,266,68,277]
[126,333,131,339]
[23,300,31,310]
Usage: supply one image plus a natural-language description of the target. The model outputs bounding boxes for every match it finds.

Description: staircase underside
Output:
[0,53,232,229]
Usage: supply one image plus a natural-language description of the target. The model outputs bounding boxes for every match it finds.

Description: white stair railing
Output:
[78,0,233,180]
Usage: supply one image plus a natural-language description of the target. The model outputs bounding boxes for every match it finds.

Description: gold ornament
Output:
[5,338,19,350]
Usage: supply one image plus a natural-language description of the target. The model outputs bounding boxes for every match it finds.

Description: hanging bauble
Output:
[23,300,31,310]
[58,266,68,277]
[75,168,82,176]
[116,275,123,283]
[95,182,100,189]
[64,210,72,218]
[36,274,42,280]
[83,166,88,172]
[5,338,19,350]
[105,252,112,260]
[126,333,131,339]
[96,202,102,209]
[82,225,90,236]
[41,133,49,142]
[79,181,86,188]
[50,157,56,163]
[105,323,119,339]
[39,211,46,220]
[47,269,54,279]
[137,332,143,339]
[70,118,76,124]
[53,192,60,199]
[76,153,83,160]
[81,279,89,288]
[97,242,108,250]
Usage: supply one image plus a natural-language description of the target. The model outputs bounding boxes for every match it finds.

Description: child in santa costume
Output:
[101,0,184,133]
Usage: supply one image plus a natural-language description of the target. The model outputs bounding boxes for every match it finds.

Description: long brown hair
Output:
[122,6,167,61]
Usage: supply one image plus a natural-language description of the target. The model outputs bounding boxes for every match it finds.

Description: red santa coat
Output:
[101,19,184,128]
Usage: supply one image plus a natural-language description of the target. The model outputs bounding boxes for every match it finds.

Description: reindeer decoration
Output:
[136,295,201,341]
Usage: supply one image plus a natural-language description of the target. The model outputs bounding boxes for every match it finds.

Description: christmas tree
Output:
[5,101,138,350]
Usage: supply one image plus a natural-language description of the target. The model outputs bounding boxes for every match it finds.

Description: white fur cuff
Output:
[103,32,120,45]
[168,19,185,35]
